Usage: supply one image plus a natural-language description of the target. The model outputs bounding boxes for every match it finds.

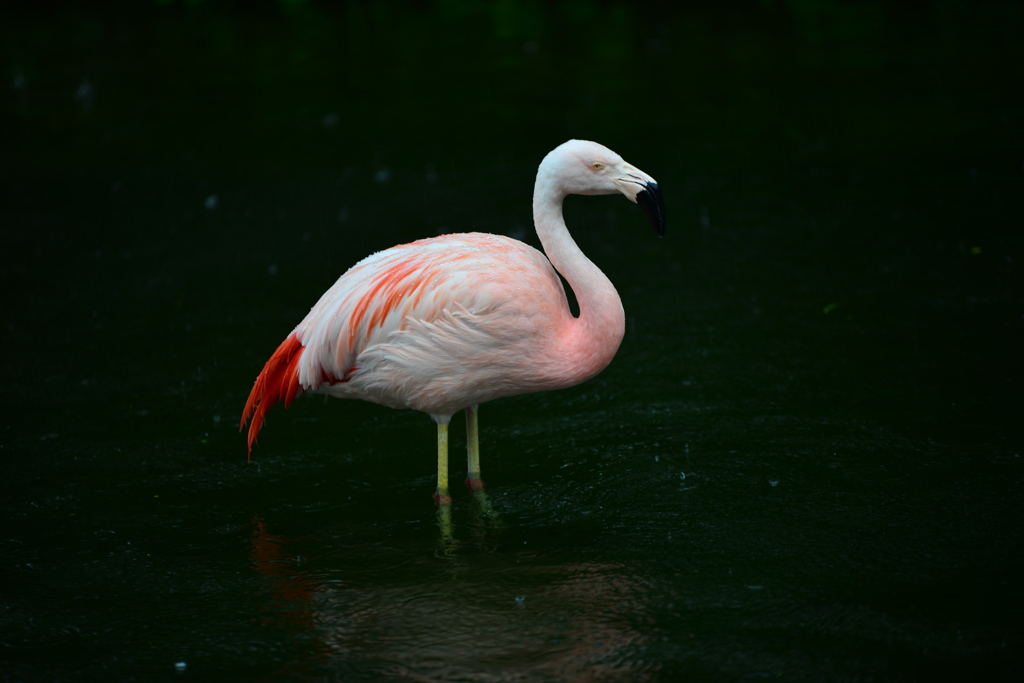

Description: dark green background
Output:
[2,1,1022,680]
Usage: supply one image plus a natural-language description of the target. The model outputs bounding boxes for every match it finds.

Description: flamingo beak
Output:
[636,181,666,237]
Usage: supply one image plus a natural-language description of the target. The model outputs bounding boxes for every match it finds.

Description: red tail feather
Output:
[240,334,305,459]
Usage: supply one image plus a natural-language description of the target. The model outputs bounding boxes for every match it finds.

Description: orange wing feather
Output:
[240,333,305,459]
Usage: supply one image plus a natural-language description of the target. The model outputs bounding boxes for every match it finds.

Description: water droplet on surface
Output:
[74,79,95,109]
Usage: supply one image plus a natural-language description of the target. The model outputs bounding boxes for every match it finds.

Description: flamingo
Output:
[240,139,665,504]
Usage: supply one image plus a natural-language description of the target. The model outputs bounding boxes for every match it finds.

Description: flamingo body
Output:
[241,140,665,501]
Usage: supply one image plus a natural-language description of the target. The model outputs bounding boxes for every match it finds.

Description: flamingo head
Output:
[544,139,666,236]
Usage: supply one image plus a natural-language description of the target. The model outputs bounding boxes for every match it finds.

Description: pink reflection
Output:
[249,515,655,681]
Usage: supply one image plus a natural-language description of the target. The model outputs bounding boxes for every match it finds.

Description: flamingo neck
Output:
[533,180,625,381]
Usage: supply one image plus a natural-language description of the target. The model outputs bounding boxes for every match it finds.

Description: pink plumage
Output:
[240,140,665,502]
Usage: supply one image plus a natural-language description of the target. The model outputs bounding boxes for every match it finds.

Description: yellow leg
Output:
[435,421,451,505]
[465,405,484,491]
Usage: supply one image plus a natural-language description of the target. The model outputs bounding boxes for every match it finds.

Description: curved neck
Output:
[533,178,625,381]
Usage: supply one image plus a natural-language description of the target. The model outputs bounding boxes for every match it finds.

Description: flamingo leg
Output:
[465,404,484,491]
[434,422,452,505]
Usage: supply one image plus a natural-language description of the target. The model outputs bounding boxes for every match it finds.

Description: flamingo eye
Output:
[591,162,605,171]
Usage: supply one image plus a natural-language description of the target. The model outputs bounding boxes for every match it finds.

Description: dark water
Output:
[3,2,1023,681]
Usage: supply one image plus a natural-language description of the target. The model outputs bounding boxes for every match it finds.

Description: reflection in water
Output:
[248,517,334,667]
[249,513,656,681]
[436,488,504,554]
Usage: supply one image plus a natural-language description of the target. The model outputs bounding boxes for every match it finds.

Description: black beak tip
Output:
[636,181,666,237]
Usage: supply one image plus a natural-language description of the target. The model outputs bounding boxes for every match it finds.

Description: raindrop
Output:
[74,79,95,110]
[205,194,219,209]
